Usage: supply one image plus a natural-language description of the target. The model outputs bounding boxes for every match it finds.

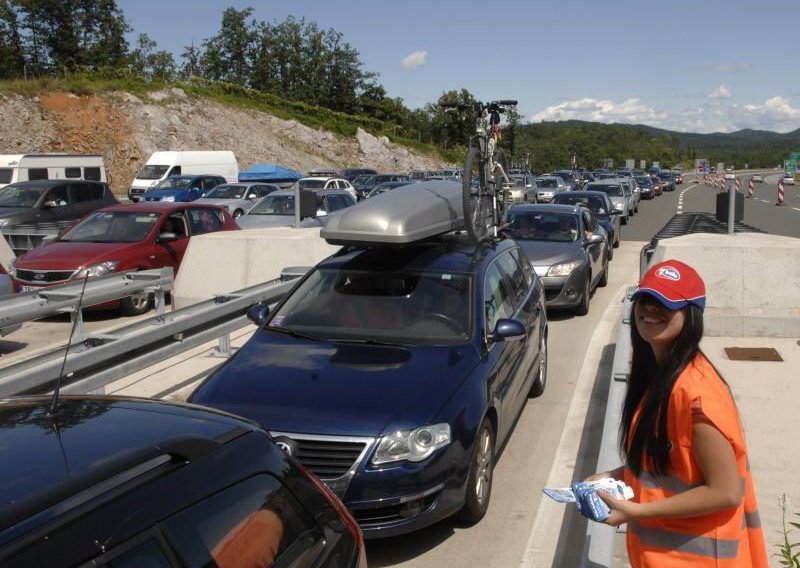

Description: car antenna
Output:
[48,273,91,417]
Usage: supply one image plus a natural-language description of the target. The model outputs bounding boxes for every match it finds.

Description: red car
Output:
[11,202,238,315]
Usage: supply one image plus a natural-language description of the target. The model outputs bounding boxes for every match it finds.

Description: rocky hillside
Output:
[0,87,444,193]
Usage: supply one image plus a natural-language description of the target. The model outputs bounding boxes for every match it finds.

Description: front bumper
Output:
[534,267,588,308]
[537,193,555,203]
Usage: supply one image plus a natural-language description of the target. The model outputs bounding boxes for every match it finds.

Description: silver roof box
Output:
[321,180,463,246]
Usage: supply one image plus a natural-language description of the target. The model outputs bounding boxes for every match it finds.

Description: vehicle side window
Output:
[162,474,322,568]
[44,185,70,206]
[162,213,188,238]
[168,166,181,177]
[205,177,223,190]
[188,208,224,235]
[510,248,534,288]
[70,183,96,203]
[96,537,175,567]
[28,168,48,181]
[84,167,102,181]
[65,167,81,179]
[496,251,528,307]
[484,263,515,332]
[327,195,347,211]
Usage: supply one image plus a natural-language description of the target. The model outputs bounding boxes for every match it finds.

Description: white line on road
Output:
[519,286,626,568]
[676,184,697,215]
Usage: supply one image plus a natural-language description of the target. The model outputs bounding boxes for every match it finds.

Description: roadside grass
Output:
[0,73,458,164]
[776,494,800,567]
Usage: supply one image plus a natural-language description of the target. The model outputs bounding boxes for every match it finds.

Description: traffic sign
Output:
[790,152,800,162]
[784,159,797,173]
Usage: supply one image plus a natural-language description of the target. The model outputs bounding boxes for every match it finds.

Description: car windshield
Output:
[0,184,45,207]
[589,184,623,196]
[154,177,192,190]
[353,175,374,185]
[509,211,579,242]
[60,211,161,243]
[248,194,295,215]
[537,179,558,188]
[205,184,247,199]
[510,177,527,188]
[298,179,327,190]
[635,177,652,187]
[137,165,169,180]
[553,195,607,214]
[657,173,673,180]
[268,268,472,344]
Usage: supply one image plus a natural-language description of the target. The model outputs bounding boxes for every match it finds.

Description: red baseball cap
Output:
[633,260,706,311]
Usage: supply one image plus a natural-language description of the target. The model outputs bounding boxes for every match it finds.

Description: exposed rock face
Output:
[0,89,443,193]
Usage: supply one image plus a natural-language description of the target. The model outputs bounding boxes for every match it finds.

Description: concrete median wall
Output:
[649,233,800,337]
[173,227,340,308]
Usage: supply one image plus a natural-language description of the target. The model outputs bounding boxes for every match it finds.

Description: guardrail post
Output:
[212,333,232,358]
[69,307,86,346]
[153,287,166,321]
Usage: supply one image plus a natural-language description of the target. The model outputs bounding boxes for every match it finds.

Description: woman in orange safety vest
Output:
[589,259,768,567]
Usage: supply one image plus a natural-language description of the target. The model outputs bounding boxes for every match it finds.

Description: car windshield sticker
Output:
[441,274,452,280]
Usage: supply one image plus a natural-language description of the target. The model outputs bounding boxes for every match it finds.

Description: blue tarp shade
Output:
[239,164,302,182]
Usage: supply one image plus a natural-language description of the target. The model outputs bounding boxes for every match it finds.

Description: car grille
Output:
[352,493,438,526]
[129,187,146,195]
[545,288,562,302]
[271,433,369,479]
[15,268,74,284]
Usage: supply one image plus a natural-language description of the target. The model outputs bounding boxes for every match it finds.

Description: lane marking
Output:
[676,184,697,215]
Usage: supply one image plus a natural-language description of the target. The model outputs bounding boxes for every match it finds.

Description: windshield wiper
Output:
[331,337,411,347]
[264,326,325,341]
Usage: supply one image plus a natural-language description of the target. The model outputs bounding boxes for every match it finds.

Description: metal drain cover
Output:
[724,347,783,362]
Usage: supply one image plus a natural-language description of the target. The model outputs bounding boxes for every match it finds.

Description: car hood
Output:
[196,198,241,209]
[144,189,188,200]
[236,215,324,229]
[516,239,582,268]
[190,331,481,437]
[16,241,142,269]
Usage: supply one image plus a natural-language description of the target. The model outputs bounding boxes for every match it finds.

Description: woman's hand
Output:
[597,490,641,527]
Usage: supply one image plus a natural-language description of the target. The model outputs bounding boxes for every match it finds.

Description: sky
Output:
[117,0,800,134]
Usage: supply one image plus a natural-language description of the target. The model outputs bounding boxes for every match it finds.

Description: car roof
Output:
[557,191,609,198]
[100,202,224,213]
[509,203,582,215]
[318,234,516,275]
[0,396,259,544]
[270,188,351,196]
[2,180,105,190]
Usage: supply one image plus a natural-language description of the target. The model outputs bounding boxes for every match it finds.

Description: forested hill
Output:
[511,120,799,171]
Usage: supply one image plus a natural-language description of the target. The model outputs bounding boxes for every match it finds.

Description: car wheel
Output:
[457,418,495,524]
[614,229,621,248]
[621,214,628,225]
[233,209,244,219]
[635,203,639,213]
[529,332,547,398]
[607,237,614,260]
[119,292,152,316]
[574,276,590,316]
[599,254,609,288]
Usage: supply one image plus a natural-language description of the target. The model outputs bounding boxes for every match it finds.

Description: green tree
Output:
[200,6,256,85]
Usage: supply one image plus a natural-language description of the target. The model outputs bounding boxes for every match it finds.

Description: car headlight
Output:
[614,202,624,210]
[75,261,120,279]
[547,260,582,277]
[372,423,451,465]
[160,195,176,202]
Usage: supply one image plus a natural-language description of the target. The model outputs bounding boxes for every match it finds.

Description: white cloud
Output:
[400,50,428,70]
[734,96,800,131]
[530,97,668,125]
[708,62,751,73]
[707,84,732,99]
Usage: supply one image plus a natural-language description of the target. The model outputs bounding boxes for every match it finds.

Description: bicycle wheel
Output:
[493,148,509,226]
[462,146,489,242]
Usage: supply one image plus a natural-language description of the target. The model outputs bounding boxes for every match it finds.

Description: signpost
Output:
[784,160,797,174]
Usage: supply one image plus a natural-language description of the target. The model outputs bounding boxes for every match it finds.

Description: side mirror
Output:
[584,234,604,246]
[246,193,257,200]
[246,303,270,326]
[315,209,328,217]
[157,232,178,244]
[487,318,527,343]
[43,200,59,208]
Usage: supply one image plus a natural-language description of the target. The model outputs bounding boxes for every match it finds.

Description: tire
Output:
[599,254,609,288]
[233,209,244,219]
[463,146,489,243]
[607,238,614,260]
[574,276,590,316]
[457,418,495,524]
[614,229,621,248]
[621,214,628,225]
[119,292,152,316]
[529,331,547,398]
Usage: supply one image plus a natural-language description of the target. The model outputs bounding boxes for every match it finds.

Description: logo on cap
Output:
[656,266,681,282]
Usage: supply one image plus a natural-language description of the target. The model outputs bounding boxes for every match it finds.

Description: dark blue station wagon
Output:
[191,235,548,538]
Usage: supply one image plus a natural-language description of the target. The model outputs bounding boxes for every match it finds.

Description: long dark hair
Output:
[620,299,704,477]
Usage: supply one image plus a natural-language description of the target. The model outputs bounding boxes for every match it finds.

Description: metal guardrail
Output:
[0,221,75,256]
[0,276,298,398]
[0,268,174,343]
[581,286,636,568]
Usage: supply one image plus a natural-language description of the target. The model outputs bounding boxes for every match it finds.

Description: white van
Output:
[128,151,238,201]
[0,154,107,189]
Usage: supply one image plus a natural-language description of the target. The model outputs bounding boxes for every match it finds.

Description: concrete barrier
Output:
[649,233,800,337]
[0,237,14,270]
[174,227,340,308]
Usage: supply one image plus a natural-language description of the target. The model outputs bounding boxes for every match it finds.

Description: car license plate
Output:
[21,285,39,292]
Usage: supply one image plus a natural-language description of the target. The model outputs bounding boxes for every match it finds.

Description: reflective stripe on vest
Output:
[629,520,740,559]
[743,510,761,529]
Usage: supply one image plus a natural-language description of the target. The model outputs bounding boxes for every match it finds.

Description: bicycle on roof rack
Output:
[442,99,518,243]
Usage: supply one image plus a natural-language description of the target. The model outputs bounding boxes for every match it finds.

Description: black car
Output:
[190,236,548,538]
[365,180,412,199]
[634,176,655,199]
[506,204,608,315]
[0,180,117,230]
[0,396,366,568]
[338,168,377,182]
[657,171,676,191]
[552,191,621,257]
[353,174,407,200]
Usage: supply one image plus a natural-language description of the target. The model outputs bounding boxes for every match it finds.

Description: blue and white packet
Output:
[542,478,633,522]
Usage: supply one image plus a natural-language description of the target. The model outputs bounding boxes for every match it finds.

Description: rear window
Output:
[65,167,81,178]
[0,169,11,184]
[162,475,322,568]
[27,168,48,181]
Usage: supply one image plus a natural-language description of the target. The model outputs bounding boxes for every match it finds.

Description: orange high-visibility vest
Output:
[623,352,768,567]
